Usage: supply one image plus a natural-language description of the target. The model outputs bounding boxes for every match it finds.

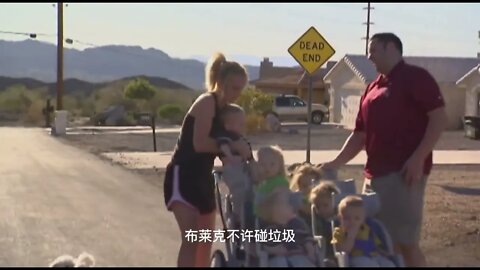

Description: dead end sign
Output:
[288,26,335,75]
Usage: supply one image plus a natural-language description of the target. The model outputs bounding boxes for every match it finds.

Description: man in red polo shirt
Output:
[320,33,448,267]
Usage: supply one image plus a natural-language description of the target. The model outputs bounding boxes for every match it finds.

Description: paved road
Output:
[0,127,179,266]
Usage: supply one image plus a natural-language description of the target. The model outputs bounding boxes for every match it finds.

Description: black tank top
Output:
[170,92,224,170]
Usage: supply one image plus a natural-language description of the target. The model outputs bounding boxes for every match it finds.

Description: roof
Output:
[456,64,480,86]
[254,61,336,88]
[253,67,311,86]
[325,54,479,84]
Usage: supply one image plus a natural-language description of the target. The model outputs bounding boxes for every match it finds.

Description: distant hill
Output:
[0,39,260,90]
[0,75,193,97]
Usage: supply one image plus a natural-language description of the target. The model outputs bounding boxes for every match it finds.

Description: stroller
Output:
[311,176,405,267]
[210,162,328,267]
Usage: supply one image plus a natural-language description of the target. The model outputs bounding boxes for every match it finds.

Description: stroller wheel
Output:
[210,250,227,267]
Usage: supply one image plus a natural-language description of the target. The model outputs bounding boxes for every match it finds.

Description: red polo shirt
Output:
[354,60,445,179]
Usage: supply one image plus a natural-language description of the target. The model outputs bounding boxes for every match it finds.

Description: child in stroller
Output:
[211,146,326,267]
[256,190,317,267]
[331,194,404,267]
[308,181,341,266]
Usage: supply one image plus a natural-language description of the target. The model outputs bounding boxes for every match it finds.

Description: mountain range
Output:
[0,39,261,90]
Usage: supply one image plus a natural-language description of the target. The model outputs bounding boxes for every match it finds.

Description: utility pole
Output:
[363,2,374,56]
[56,2,64,110]
[477,30,480,58]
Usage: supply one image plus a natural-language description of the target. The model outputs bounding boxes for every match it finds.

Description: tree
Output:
[158,104,185,125]
[124,78,156,101]
[235,86,274,116]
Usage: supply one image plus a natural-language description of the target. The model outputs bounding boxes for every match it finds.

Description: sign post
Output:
[288,26,335,163]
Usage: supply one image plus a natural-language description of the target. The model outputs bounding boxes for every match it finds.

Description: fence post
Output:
[151,114,157,152]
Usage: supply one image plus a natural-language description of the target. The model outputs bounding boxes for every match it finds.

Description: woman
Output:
[163,52,251,267]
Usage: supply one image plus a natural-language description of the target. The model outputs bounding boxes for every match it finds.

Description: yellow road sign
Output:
[288,26,335,75]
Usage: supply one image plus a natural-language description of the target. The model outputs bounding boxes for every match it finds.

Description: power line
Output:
[362,2,374,56]
[0,30,56,39]
[0,29,153,61]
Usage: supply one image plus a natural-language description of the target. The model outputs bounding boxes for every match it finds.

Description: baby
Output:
[309,181,339,223]
[331,195,395,267]
[308,181,340,263]
[289,163,322,216]
[215,103,253,165]
[251,145,290,207]
[214,104,254,221]
[257,191,317,267]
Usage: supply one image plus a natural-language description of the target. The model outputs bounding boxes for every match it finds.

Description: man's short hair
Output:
[371,32,403,55]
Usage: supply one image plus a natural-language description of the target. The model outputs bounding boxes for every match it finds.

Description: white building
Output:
[324,54,479,130]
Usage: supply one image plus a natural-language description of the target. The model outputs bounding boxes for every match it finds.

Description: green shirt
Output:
[254,175,289,215]
[255,175,289,195]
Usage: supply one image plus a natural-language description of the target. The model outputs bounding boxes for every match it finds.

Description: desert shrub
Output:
[124,78,156,101]
[158,103,185,124]
[235,86,274,116]
[235,86,273,134]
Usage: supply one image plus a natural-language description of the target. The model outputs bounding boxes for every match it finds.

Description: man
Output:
[320,33,448,267]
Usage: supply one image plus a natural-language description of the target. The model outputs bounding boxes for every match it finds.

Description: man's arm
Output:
[323,131,366,169]
[321,85,369,170]
[402,68,448,185]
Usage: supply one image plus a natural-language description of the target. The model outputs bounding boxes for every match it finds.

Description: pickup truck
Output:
[269,94,329,124]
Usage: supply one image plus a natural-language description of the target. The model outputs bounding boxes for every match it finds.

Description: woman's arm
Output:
[191,94,221,154]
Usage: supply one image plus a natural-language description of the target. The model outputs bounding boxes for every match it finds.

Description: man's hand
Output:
[401,153,424,187]
[316,160,339,171]
[316,161,340,179]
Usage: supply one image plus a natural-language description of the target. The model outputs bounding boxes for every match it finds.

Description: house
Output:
[252,57,336,105]
[92,105,127,126]
[324,54,479,130]
[456,64,480,118]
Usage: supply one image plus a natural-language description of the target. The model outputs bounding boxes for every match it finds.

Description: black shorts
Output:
[163,162,216,215]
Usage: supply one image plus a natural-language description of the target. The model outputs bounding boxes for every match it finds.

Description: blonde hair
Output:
[338,195,364,215]
[290,163,321,191]
[309,181,340,205]
[49,252,95,267]
[257,145,286,177]
[205,52,248,92]
[219,103,245,125]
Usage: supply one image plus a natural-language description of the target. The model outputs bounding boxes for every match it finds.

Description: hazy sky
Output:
[1,3,479,66]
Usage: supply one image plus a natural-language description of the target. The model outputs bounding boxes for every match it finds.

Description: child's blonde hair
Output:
[309,181,340,205]
[338,195,364,216]
[289,163,321,191]
[49,252,95,267]
[219,103,245,126]
[256,145,286,177]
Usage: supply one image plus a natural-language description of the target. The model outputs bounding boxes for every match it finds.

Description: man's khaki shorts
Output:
[363,172,427,246]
